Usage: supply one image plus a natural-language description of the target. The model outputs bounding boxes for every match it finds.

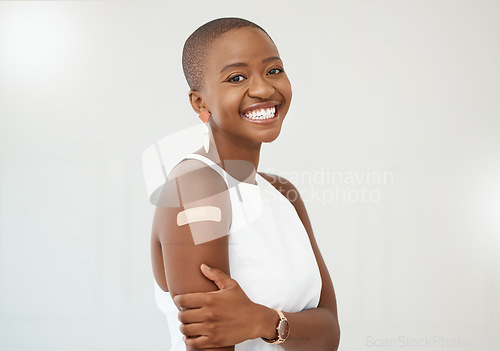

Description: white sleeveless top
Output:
[153,153,322,351]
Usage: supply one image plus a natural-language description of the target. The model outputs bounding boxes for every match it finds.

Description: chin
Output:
[255,129,282,143]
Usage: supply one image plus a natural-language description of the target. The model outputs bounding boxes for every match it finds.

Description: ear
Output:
[188,89,209,115]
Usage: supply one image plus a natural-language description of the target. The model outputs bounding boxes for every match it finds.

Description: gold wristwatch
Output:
[261,308,290,344]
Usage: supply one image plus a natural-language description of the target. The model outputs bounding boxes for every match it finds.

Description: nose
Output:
[247,75,275,99]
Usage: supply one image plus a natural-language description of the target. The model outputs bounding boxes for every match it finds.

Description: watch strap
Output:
[261,308,288,344]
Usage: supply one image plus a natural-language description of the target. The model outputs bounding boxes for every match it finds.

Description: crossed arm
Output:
[153,161,340,350]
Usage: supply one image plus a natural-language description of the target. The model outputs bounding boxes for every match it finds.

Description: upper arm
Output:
[152,160,232,302]
[260,173,339,319]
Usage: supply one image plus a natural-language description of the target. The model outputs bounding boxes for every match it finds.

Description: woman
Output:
[150,17,340,350]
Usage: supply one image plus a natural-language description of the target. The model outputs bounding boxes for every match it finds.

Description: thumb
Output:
[200,263,235,290]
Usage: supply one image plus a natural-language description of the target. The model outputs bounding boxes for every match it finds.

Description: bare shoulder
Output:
[171,158,229,203]
[153,158,233,298]
[153,158,231,242]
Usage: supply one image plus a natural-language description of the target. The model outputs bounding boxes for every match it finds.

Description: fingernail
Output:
[201,263,211,270]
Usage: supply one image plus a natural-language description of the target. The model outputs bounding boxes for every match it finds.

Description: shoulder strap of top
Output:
[182,153,229,184]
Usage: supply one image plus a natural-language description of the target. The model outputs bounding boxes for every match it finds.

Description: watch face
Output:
[278,319,290,339]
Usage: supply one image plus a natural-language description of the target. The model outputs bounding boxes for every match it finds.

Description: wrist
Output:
[251,303,280,340]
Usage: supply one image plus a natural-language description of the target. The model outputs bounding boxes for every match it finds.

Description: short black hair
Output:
[182,17,273,92]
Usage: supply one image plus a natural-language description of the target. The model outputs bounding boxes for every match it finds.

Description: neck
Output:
[209,127,261,184]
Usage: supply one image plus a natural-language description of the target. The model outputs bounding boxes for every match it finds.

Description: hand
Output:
[173,263,261,349]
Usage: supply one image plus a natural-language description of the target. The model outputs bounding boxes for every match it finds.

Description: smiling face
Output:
[189,27,292,147]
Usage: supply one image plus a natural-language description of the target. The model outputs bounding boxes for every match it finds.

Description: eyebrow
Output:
[219,56,282,74]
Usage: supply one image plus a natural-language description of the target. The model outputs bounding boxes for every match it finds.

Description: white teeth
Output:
[243,106,277,120]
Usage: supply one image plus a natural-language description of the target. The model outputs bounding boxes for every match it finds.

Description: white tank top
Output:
[153,153,322,351]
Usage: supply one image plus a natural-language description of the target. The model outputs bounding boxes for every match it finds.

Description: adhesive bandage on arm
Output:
[176,206,222,226]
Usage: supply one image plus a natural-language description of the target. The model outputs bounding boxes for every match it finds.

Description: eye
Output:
[268,67,284,75]
[227,74,246,83]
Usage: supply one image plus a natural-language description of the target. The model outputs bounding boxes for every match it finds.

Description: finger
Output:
[184,334,218,349]
[177,307,205,324]
[173,292,212,310]
[200,264,235,290]
[179,321,208,338]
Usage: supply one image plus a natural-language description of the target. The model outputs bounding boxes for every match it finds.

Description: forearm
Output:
[252,304,340,351]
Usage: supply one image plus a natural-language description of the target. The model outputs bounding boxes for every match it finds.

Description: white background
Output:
[0,0,499,350]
